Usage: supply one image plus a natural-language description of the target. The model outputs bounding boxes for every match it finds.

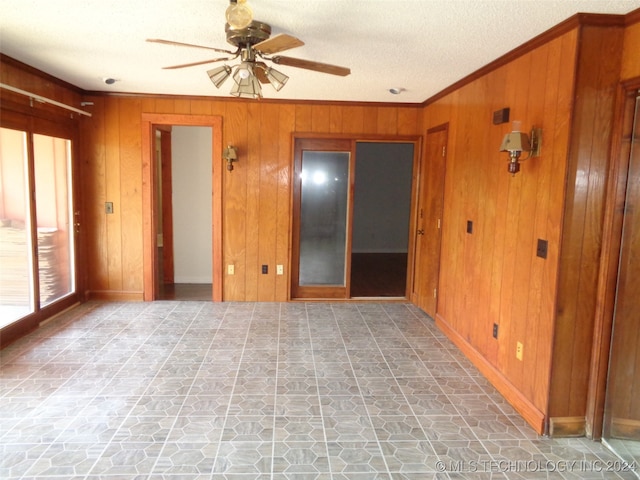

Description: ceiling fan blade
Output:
[271,56,351,76]
[254,34,304,54]
[147,38,236,55]
[254,63,270,84]
[162,56,233,70]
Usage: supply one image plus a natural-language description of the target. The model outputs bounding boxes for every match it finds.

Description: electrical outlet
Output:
[262,265,268,274]
[227,265,234,275]
[276,265,284,275]
[466,220,473,234]
[516,341,523,361]
[105,202,114,214]
[492,323,499,339]
[536,239,548,259]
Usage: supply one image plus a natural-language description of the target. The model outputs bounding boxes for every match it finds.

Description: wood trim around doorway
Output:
[586,78,640,439]
[141,113,223,302]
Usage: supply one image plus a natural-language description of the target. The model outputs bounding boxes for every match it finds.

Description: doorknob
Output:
[417,229,424,235]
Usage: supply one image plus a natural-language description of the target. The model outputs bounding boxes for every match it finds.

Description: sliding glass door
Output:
[0,122,77,332]
[0,128,35,323]
[602,91,640,469]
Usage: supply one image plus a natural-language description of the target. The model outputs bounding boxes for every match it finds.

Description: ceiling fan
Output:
[147,1,351,99]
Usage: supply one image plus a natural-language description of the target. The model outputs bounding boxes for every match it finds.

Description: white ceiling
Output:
[1,0,639,104]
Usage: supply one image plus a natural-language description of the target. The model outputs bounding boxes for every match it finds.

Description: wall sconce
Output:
[499,121,542,175]
[223,145,238,171]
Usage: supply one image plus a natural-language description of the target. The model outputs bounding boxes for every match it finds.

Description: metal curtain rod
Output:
[0,82,92,117]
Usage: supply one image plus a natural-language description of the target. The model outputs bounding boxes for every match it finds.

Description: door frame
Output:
[289,133,422,300]
[587,78,640,438]
[0,111,82,347]
[141,113,223,302]
[412,123,448,317]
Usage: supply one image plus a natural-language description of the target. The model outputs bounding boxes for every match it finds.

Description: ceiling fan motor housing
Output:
[226,21,271,47]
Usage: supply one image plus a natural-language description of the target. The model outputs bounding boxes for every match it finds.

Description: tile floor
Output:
[0,301,637,479]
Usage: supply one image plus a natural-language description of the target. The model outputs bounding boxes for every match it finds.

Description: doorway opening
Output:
[291,137,418,299]
[141,114,223,302]
[155,126,213,301]
[350,142,414,297]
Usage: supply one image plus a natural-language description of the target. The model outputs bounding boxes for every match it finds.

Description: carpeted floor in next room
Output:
[0,301,635,479]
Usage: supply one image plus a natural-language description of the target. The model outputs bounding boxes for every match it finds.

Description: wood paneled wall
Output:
[78,96,422,301]
[548,24,624,431]
[621,12,640,81]
[2,10,639,436]
[422,18,627,435]
[423,29,578,433]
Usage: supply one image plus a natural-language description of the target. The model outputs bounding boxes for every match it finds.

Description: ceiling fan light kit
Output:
[225,0,253,30]
[207,65,232,88]
[148,1,350,100]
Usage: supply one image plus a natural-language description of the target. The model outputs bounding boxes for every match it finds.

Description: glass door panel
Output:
[292,138,354,299]
[33,134,75,307]
[0,127,35,326]
[299,151,350,286]
[602,92,640,468]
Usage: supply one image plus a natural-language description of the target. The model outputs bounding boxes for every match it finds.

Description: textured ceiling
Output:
[1,0,639,104]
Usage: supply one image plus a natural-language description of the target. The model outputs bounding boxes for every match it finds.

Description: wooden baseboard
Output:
[87,291,144,302]
[549,416,586,437]
[610,417,640,440]
[435,314,546,435]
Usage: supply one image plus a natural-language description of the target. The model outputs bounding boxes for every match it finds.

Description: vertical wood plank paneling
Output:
[342,105,364,133]
[311,105,331,132]
[509,44,548,401]
[621,21,640,80]
[362,106,378,134]
[376,107,397,135]
[173,99,191,114]
[257,103,279,301]
[190,99,213,115]
[397,108,421,136]
[329,105,343,133]
[104,97,123,291]
[244,102,261,299]
[295,104,312,132]
[497,53,531,378]
[119,97,143,293]
[550,25,625,421]
[527,35,562,409]
[141,98,156,113]
[478,66,507,365]
[537,30,577,411]
[276,103,295,300]
[154,98,175,113]
[223,101,248,300]
[81,96,109,292]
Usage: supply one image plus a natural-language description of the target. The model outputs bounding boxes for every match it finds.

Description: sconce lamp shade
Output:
[500,131,531,154]
[223,145,238,171]
[207,65,232,88]
[499,123,541,175]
